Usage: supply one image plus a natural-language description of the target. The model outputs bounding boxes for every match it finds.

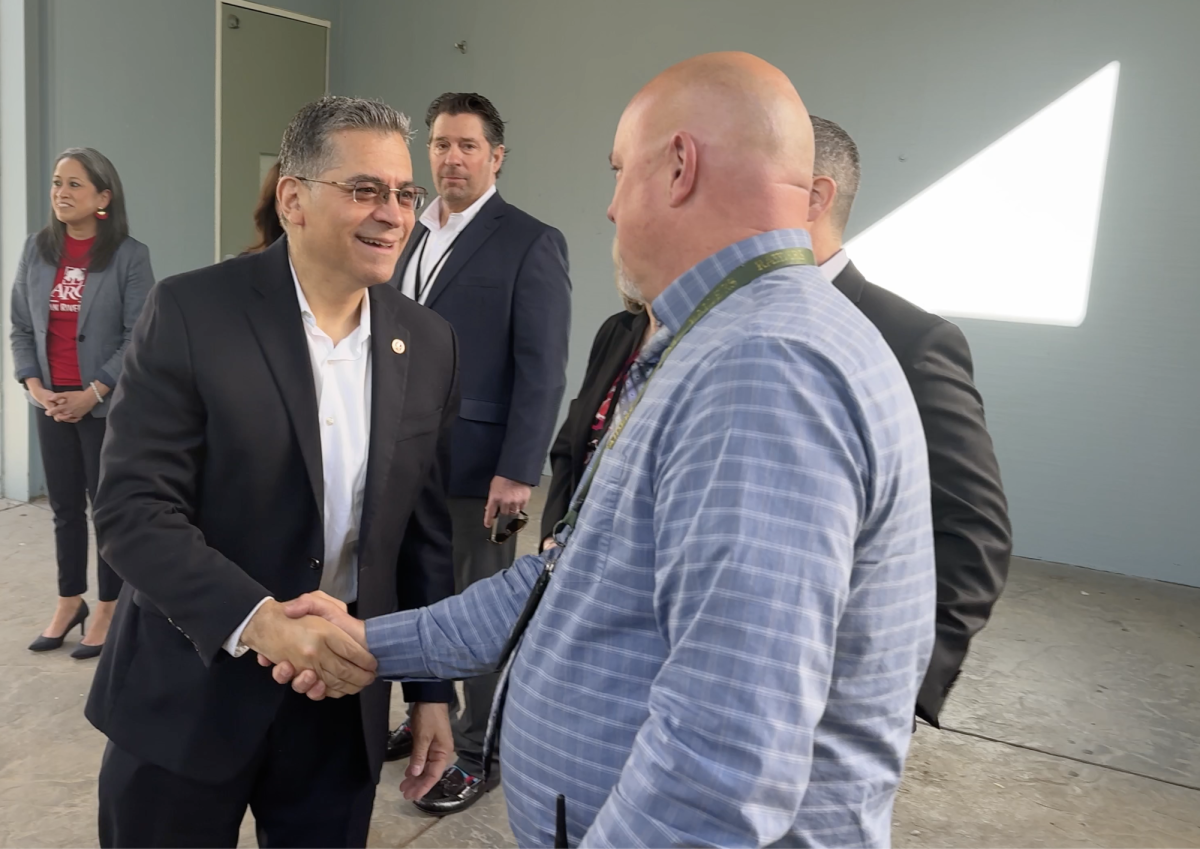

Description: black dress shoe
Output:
[70,641,103,659]
[28,599,89,652]
[412,766,497,816]
[385,724,413,761]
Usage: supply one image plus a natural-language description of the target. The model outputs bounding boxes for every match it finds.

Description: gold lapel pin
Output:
[391,339,406,355]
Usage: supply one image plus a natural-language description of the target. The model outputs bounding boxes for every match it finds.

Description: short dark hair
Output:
[810,116,861,234]
[279,95,413,180]
[37,148,130,271]
[425,92,506,173]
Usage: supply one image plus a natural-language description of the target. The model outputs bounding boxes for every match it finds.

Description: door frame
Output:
[214,0,330,262]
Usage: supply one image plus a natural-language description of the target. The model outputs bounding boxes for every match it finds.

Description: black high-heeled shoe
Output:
[28,599,89,652]
[70,640,104,660]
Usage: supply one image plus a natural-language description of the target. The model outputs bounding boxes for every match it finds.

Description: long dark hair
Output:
[36,147,129,271]
[246,160,284,253]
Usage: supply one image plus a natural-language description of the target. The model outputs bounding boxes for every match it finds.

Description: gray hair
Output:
[810,115,861,234]
[278,96,413,179]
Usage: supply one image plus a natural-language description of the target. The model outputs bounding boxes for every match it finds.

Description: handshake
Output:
[241,592,375,701]
[241,593,455,800]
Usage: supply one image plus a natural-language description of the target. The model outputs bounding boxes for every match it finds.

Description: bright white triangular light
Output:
[846,61,1119,327]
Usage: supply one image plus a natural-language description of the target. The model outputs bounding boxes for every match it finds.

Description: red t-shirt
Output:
[46,235,93,387]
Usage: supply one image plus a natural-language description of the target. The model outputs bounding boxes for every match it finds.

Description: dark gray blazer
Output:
[9,233,155,418]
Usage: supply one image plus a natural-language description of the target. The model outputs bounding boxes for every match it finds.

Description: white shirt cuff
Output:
[223,597,272,657]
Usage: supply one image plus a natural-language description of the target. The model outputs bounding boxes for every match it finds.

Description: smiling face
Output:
[428,112,503,212]
[284,129,415,288]
[51,157,110,235]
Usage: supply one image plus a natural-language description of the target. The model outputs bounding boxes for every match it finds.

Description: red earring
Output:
[95,208,108,220]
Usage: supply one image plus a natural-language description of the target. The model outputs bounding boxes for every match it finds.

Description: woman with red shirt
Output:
[9,148,154,658]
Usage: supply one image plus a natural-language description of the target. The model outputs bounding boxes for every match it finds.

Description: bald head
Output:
[608,52,814,303]
[636,52,813,172]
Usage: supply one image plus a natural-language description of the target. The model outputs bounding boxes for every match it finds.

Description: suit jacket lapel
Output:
[423,192,507,309]
[832,259,868,304]
[32,259,56,337]
[243,238,324,518]
[392,223,428,291]
[358,286,410,551]
[77,262,112,331]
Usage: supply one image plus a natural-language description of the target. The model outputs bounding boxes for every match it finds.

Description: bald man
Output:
[270,53,936,847]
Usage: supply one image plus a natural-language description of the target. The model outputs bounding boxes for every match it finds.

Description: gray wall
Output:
[36,0,341,280]
[336,0,1200,587]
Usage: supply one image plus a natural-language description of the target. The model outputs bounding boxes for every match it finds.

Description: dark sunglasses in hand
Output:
[490,510,528,545]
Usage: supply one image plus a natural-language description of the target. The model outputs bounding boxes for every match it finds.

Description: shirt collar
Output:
[289,257,372,355]
[820,248,850,284]
[420,183,498,234]
[650,229,815,337]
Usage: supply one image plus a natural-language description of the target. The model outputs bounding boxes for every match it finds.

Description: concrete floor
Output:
[1,490,1198,848]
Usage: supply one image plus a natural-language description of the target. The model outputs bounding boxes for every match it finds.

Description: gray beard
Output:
[616,259,646,305]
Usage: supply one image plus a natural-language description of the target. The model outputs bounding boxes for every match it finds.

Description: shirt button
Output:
[77,334,86,342]
[309,557,322,570]
[325,416,335,426]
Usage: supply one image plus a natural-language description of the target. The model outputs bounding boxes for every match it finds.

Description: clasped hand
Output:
[251,592,454,800]
[242,594,375,699]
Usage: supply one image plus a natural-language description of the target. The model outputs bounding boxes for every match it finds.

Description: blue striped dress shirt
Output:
[367,229,936,847]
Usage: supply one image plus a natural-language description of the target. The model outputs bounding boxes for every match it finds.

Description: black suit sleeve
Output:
[495,228,572,486]
[396,330,461,704]
[906,321,1013,725]
[93,283,270,665]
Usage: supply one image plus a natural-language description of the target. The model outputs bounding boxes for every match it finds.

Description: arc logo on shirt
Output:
[50,266,86,312]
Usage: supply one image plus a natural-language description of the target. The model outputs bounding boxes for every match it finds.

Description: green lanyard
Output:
[554,246,815,538]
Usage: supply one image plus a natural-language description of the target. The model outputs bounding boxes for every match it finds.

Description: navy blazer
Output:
[390,191,571,498]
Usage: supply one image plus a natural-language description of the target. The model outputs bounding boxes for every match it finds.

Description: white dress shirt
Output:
[223,263,374,656]
[820,247,851,284]
[400,183,497,304]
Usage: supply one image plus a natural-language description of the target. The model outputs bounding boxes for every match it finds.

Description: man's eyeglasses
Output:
[298,178,428,211]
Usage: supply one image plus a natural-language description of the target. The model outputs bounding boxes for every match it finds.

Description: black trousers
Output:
[98,691,375,848]
[34,401,121,601]
[447,496,517,777]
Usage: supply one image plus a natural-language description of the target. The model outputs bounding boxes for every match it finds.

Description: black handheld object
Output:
[555,794,568,848]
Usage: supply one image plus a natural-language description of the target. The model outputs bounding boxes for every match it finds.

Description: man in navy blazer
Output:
[388,92,571,814]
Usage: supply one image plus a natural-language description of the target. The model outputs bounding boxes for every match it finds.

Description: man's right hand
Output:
[257,592,369,700]
[241,598,376,699]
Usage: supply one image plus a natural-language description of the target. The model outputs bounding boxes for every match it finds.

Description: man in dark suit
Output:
[87,97,458,848]
[807,116,1013,727]
[387,92,571,815]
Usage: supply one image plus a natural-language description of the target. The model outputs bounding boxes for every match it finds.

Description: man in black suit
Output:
[387,92,571,815]
[807,116,1013,727]
[87,97,458,847]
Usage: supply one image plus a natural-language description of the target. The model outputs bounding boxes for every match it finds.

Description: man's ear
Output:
[277,176,306,228]
[808,175,838,225]
[666,131,699,208]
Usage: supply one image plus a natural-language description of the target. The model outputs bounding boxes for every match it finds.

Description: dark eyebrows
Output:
[430,135,483,145]
[344,173,415,189]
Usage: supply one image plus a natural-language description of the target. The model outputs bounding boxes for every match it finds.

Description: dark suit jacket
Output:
[833,259,1012,726]
[541,309,650,542]
[390,191,571,498]
[86,237,458,785]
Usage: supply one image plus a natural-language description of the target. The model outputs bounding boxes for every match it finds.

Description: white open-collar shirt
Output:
[224,261,373,655]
